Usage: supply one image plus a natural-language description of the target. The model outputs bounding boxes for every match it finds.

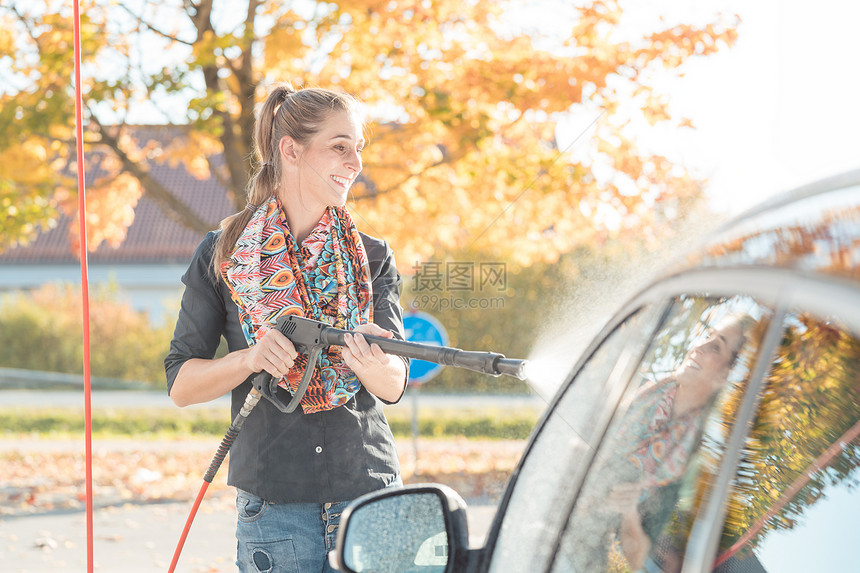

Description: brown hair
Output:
[212,83,363,272]
[719,312,758,369]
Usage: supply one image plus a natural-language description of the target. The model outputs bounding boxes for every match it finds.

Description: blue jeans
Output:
[235,480,402,572]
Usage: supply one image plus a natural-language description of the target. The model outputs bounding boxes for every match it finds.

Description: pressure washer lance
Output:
[168,314,528,571]
[257,315,528,413]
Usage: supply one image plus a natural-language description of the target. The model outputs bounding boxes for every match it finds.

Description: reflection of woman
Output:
[569,314,751,572]
[164,84,407,572]
[606,314,750,569]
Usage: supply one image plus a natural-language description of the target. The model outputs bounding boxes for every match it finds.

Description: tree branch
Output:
[185,0,249,210]
[90,115,216,235]
[118,2,194,46]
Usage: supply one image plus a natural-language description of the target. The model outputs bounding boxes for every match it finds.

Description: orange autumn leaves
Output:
[2,0,738,268]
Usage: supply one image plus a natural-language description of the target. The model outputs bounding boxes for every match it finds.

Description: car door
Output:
[531,294,773,573]
[542,186,860,572]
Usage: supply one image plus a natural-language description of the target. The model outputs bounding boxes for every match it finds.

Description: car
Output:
[328,169,860,573]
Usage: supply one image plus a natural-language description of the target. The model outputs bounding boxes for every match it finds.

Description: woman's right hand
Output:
[171,325,299,407]
[246,327,299,379]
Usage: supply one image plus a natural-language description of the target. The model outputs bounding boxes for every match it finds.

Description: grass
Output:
[0,405,541,440]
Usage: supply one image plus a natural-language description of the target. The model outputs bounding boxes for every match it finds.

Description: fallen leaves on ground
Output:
[399,437,526,502]
[0,437,526,516]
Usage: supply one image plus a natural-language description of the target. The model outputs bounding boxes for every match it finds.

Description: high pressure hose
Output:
[168,388,262,573]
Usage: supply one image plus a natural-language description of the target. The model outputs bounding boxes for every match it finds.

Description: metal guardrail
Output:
[0,367,154,390]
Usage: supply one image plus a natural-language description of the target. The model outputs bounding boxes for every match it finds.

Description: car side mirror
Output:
[330,484,471,572]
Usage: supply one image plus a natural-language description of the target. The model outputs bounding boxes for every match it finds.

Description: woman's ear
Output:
[279,135,301,164]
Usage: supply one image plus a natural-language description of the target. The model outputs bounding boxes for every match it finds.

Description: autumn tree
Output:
[1,0,738,267]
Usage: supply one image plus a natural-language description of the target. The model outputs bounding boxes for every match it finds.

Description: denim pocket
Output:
[237,489,269,522]
[241,538,298,573]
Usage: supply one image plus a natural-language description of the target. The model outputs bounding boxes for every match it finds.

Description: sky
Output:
[634,0,860,214]
[525,0,860,397]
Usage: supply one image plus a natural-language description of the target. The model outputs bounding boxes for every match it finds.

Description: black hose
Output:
[204,423,240,483]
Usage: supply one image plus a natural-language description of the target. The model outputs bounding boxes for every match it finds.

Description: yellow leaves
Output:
[638,13,740,71]
[60,172,144,253]
[0,22,15,55]
[0,141,52,185]
[642,93,671,126]
[262,12,310,74]
[162,131,221,180]
[191,30,219,68]
[2,0,738,271]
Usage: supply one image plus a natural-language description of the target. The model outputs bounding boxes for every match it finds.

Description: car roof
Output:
[673,168,860,284]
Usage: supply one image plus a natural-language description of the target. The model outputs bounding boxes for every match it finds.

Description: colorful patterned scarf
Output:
[221,196,372,414]
[620,379,708,489]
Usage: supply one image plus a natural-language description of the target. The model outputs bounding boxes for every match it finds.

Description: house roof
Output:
[0,126,236,265]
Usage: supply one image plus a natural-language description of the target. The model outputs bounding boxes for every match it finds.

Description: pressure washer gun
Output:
[252,315,529,413]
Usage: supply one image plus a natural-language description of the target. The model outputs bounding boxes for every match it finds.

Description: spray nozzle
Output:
[290,315,528,379]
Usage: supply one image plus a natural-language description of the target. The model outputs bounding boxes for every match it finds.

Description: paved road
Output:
[0,498,497,573]
[1,497,498,573]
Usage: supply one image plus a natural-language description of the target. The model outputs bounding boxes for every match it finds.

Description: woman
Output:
[164,84,408,572]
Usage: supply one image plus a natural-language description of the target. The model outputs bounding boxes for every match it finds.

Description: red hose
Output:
[168,481,210,573]
[71,1,94,571]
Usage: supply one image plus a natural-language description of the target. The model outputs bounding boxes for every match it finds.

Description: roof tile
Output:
[0,126,237,265]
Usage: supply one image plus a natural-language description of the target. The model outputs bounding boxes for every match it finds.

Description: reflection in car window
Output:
[488,307,659,573]
[713,312,860,572]
[682,187,860,285]
[552,296,771,573]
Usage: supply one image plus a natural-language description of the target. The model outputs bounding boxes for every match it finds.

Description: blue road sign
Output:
[403,311,449,384]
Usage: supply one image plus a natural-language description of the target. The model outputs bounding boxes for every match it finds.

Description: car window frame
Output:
[545,265,860,573]
[524,292,766,572]
[677,269,860,572]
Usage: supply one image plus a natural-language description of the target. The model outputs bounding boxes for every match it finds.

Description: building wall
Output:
[0,263,188,325]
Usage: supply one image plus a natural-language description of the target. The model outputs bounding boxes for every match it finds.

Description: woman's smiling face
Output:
[294,109,365,209]
[677,318,745,393]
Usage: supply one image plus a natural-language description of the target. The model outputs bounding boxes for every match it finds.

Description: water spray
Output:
[169,315,528,570]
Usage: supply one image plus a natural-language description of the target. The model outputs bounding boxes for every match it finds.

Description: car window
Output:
[550,295,772,572]
[488,306,660,573]
[712,311,860,572]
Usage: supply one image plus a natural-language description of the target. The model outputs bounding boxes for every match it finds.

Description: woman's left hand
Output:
[342,323,393,370]
[605,482,644,517]
[341,323,407,402]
